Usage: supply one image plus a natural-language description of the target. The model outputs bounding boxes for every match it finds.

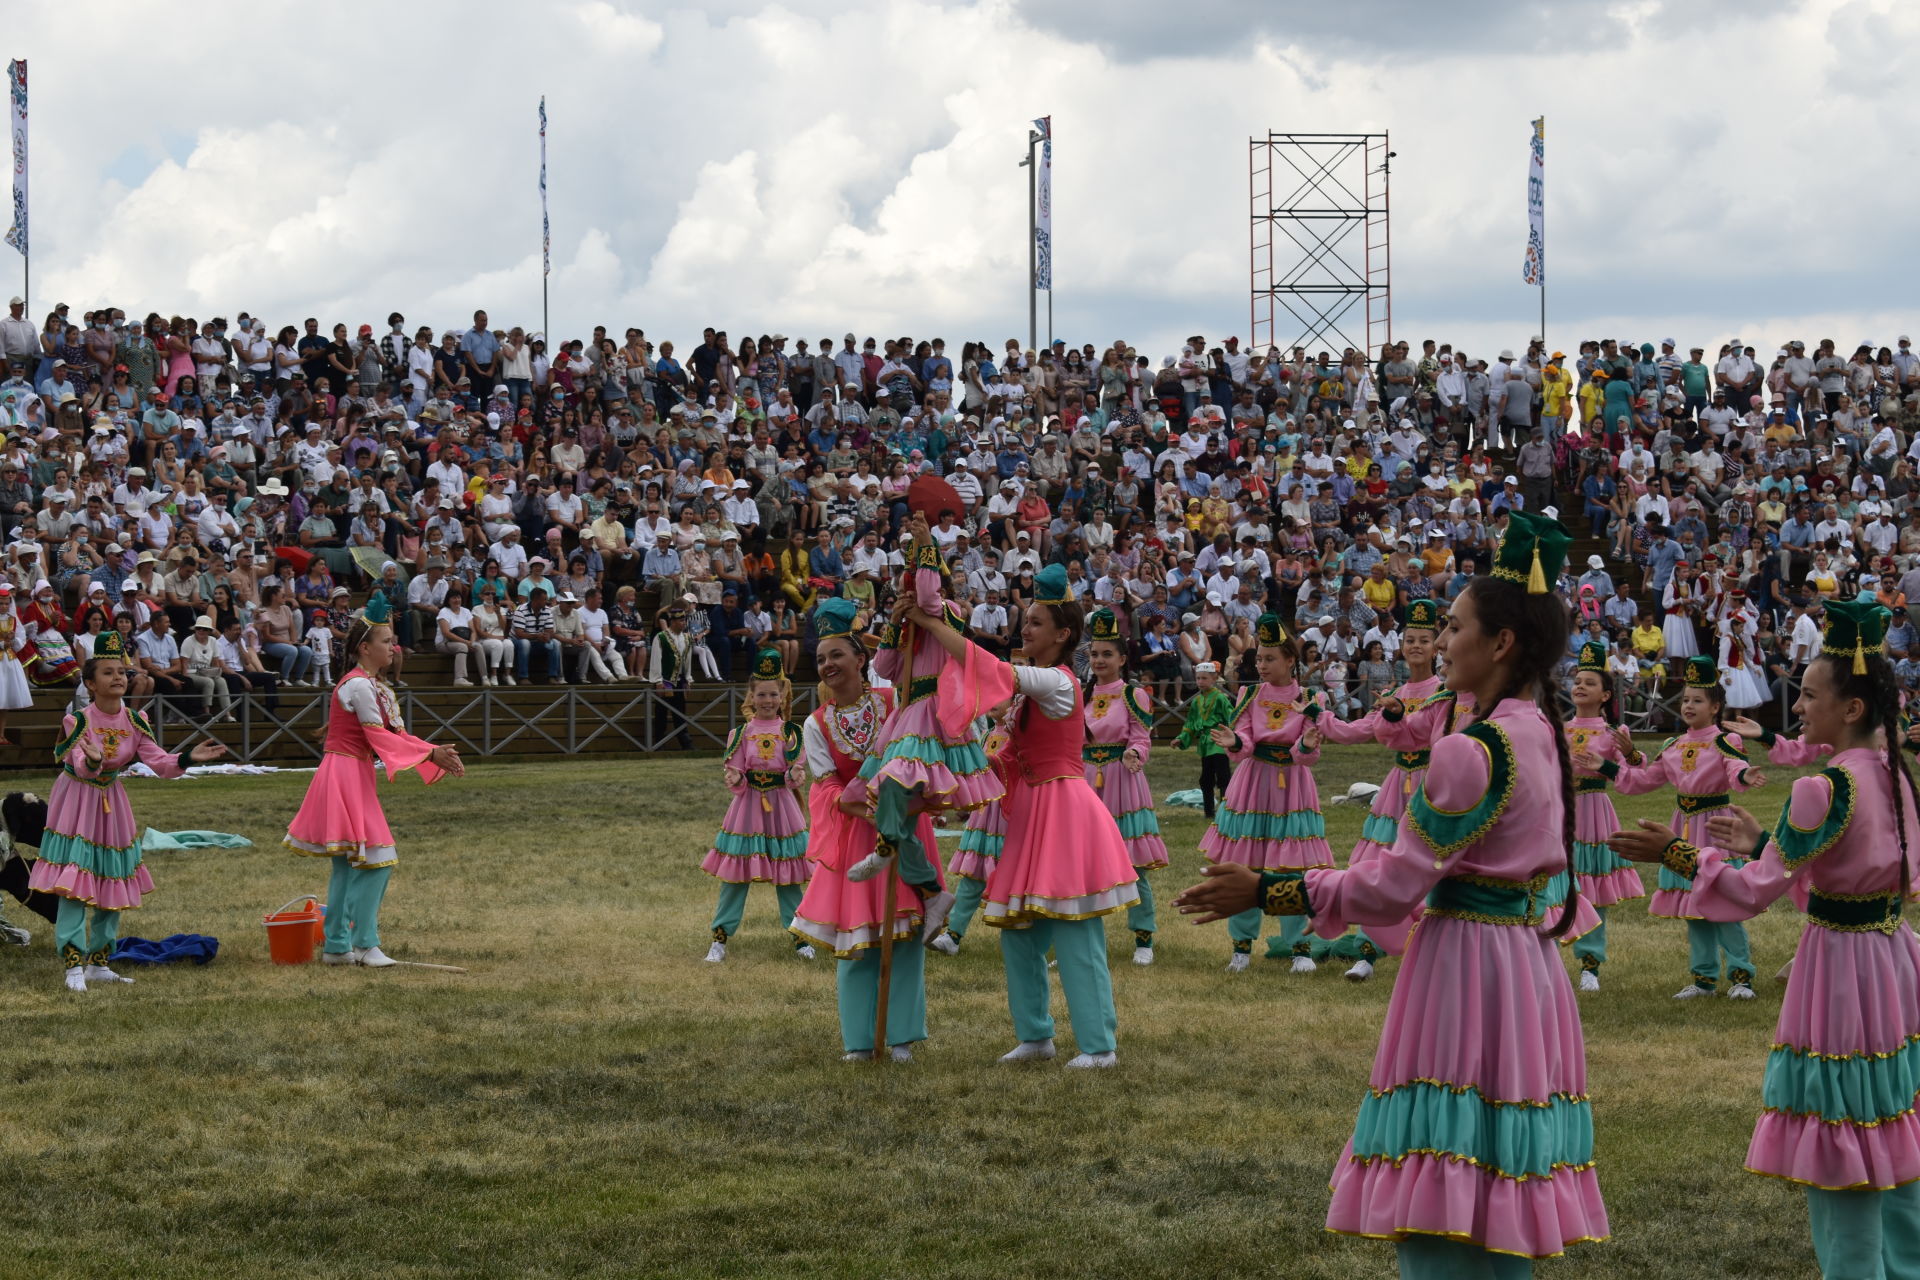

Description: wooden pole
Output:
[874,855,897,1062]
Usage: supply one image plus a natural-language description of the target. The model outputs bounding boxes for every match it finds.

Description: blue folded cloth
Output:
[110,934,220,966]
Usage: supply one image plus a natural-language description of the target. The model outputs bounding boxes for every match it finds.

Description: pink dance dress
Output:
[861,552,1003,815]
[1565,716,1644,908]
[1083,679,1168,872]
[948,723,1010,883]
[1606,726,1760,919]
[1679,747,1920,1191]
[1269,697,1609,1260]
[284,668,445,867]
[700,715,811,886]
[32,705,188,910]
[790,688,940,956]
[1199,680,1332,872]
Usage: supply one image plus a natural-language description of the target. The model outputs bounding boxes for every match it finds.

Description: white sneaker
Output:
[1727,983,1757,1000]
[1578,970,1601,993]
[704,941,727,963]
[1344,959,1374,982]
[63,965,86,993]
[453,678,474,687]
[918,890,956,943]
[321,950,359,966]
[357,947,398,968]
[928,931,960,956]
[1226,952,1251,973]
[889,1046,914,1063]
[841,1050,873,1062]
[997,1038,1057,1063]
[1673,983,1712,999]
[794,944,817,961]
[503,674,517,686]
[1290,955,1318,975]
[1064,1051,1118,1069]
[1132,946,1154,966]
[84,964,133,984]
[0,921,31,946]
[481,675,496,687]
[845,852,891,884]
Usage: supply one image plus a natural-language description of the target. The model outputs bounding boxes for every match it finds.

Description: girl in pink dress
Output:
[847,530,1001,920]
[1564,641,1643,993]
[1610,600,1920,1277]
[1084,608,1169,967]
[910,560,1139,1068]
[1199,612,1330,974]
[34,629,227,991]
[1312,597,1449,980]
[1177,510,1609,1274]
[928,712,1011,957]
[1580,655,1765,999]
[788,600,942,1061]
[700,648,812,963]
[284,595,464,968]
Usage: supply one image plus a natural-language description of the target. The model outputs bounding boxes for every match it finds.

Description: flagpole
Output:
[539,96,550,342]
[1021,129,1038,353]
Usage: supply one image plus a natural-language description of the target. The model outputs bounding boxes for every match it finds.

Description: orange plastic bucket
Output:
[265,896,323,965]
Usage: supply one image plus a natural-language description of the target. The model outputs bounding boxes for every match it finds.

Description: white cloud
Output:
[6,0,1916,368]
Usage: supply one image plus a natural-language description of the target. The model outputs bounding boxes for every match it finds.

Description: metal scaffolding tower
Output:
[1249,132,1391,357]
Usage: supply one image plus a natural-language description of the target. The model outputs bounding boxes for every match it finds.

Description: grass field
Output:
[0,747,1825,1279]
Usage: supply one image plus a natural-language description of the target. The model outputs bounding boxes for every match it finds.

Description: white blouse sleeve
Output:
[1012,665,1078,720]
[801,715,835,781]
[335,675,381,724]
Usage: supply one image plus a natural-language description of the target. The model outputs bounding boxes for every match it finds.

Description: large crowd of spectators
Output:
[2,292,1918,728]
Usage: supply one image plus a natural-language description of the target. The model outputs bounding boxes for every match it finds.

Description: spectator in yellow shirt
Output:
[1578,374,1608,429]
[1542,357,1573,435]
[1361,562,1399,615]
[1630,615,1665,660]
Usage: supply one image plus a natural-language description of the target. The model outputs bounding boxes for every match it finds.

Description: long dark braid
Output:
[1463,576,1580,938]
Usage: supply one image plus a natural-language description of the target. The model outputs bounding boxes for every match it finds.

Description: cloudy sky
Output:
[6,0,1917,364]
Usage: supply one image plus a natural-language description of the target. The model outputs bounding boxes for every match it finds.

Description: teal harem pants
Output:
[836,939,929,1053]
[998,916,1117,1055]
[324,856,395,954]
[55,899,120,967]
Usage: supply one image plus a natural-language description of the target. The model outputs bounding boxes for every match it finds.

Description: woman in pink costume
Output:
[910,561,1138,1069]
[284,595,464,968]
[700,647,812,963]
[1312,597,1451,980]
[1562,641,1643,993]
[34,630,227,992]
[1612,600,1920,1278]
[1083,607,1169,967]
[789,599,942,1061]
[1199,611,1329,974]
[1178,511,1608,1276]
[846,526,1001,917]
[1579,655,1766,999]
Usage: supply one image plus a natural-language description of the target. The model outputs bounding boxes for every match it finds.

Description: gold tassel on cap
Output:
[1526,545,1547,594]
[1855,641,1868,676]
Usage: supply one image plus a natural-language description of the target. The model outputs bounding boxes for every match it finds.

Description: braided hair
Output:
[1818,652,1916,906]
[1460,575,1581,938]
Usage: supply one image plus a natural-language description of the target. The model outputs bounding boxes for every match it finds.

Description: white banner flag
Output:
[1522,116,1543,286]
[3,60,24,258]
[1033,116,1051,291]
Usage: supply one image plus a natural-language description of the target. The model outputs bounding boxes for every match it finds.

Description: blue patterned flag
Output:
[1032,116,1051,291]
[539,96,549,278]
[1522,117,1543,286]
[4,60,24,258]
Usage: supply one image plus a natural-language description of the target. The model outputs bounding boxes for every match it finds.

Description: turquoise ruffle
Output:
[1116,807,1162,838]
[39,829,144,878]
[1349,1079,1595,1180]
[1361,813,1399,846]
[1572,838,1631,876]
[713,829,811,860]
[874,735,990,775]
[1761,1035,1920,1126]
[1210,805,1327,842]
[958,831,1004,858]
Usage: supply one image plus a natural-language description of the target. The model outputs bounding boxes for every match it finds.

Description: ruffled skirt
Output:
[1649,808,1736,919]
[1325,914,1609,1258]
[285,753,399,868]
[790,798,937,958]
[1744,921,1920,1191]
[1199,759,1331,871]
[983,774,1139,928]
[948,802,1006,883]
[1572,791,1644,907]
[31,776,154,909]
[864,697,1003,814]
[701,788,811,885]
[1085,759,1168,871]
